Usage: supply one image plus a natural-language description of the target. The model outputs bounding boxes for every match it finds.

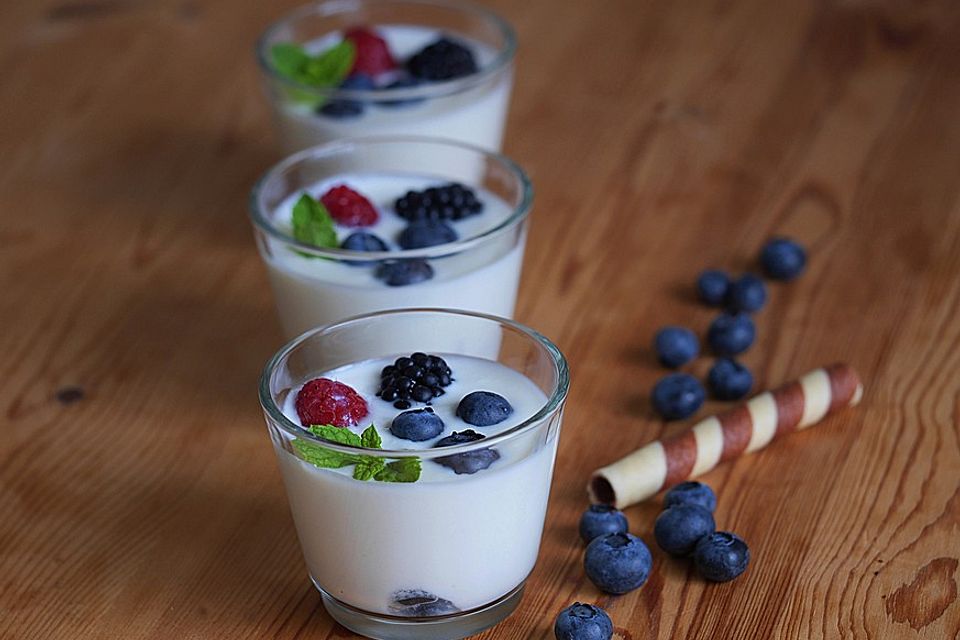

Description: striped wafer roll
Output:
[588,363,863,508]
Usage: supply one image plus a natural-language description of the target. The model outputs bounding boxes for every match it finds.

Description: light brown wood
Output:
[2,0,959,638]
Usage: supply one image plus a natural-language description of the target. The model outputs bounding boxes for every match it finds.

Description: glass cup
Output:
[260,309,569,639]
[248,136,533,341]
[255,0,516,154]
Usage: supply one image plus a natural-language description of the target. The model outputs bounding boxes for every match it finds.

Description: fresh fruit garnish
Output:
[662,481,717,512]
[378,352,453,407]
[694,531,750,582]
[432,430,500,475]
[375,259,434,287]
[397,220,458,249]
[389,590,459,617]
[654,503,716,556]
[579,505,629,545]
[584,533,652,595]
[726,273,767,313]
[760,237,807,280]
[320,184,379,227]
[553,602,614,640]
[344,27,396,76]
[295,378,369,427]
[707,358,753,400]
[341,231,388,252]
[456,391,513,427]
[394,183,483,222]
[407,37,478,80]
[651,373,705,420]
[654,326,699,368]
[316,74,375,119]
[381,75,424,108]
[389,407,444,442]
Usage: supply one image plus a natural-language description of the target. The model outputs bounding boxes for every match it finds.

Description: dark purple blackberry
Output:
[394,183,484,223]
[378,352,454,405]
[407,37,478,81]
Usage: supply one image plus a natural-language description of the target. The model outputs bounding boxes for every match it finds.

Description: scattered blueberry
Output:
[654,504,716,556]
[389,589,459,616]
[374,259,434,286]
[390,407,444,442]
[397,220,458,249]
[654,326,699,368]
[726,273,767,313]
[693,531,750,582]
[707,358,753,400]
[433,429,500,474]
[381,75,426,107]
[553,602,613,640]
[316,73,375,119]
[697,269,731,306]
[407,37,478,81]
[456,391,514,427]
[579,505,629,544]
[584,532,652,594]
[760,237,806,280]
[651,373,705,420]
[706,312,755,356]
[663,481,717,513]
[379,353,452,404]
[395,183,484,222]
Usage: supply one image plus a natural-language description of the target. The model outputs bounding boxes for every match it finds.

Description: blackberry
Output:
[378,352,453,405]
[395,183,484,222]
[407,37,478,81]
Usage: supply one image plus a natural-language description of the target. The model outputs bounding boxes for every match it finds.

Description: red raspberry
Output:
[295,378,369,428]
[320,185,379,227]
[344,27,396,76]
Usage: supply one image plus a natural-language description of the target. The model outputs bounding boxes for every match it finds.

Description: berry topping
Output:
[389,590,459,617]
[707,312,756,356]
[407,37,478,81]
[315,74,375,119]
[663,481,717,512]
[456,391,513,427]
[344,27,396,76]
[295,378,368,427]
[433,429,500,474]
[654,326,699,368]
[726,273,767,313]
[579,504,629,544]
[341,231,388,253]
[382,75,425,107]
[553,602,614,640]
[375,259,434,286]
[693,531,750,582]
[390,407,444,442]
[707,358,753,400]
[697,269,731,306]
[394,183,484,222]
[320,184,379,227]
[654,503,716,556]
[651,373,705,421]
[760,237,806,280]
[583,532,652,595]
[378,353,453,406]
[397,220,458,249]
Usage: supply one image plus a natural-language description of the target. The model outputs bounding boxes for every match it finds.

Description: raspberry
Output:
[320,185,379,227]
[344,27,396,76]
[295,378,369,428]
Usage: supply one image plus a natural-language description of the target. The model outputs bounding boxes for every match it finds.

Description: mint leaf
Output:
[292,438,360,468]
[354,456,386,481]
[361,425,382,449]
[297,424,420,483]
[308,424,362,446]
[270,40,356,88]
[292,194,338,251]
[375,457,422,483]
[271,43,312,80]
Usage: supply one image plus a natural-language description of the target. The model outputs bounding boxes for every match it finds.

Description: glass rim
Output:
[254,0,517,102]
[247,135,534,261]
[258,307,570,458]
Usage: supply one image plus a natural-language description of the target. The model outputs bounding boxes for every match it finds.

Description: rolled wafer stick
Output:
[588,363,863,508]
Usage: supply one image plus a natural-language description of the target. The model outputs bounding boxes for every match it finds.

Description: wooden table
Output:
[3,0,959,637]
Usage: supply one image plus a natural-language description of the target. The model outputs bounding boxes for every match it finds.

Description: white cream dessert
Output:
[272,352,558,616]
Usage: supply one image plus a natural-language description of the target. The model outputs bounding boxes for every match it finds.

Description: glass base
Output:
[313,579,525,640]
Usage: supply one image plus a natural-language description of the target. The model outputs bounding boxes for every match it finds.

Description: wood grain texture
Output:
[2,0,959,638]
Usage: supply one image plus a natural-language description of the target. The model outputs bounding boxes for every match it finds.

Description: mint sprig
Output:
[292,424,421,483]
[270,41,356,98]
[291,193,337,254]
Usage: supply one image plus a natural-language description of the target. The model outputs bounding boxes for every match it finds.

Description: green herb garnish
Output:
[292,424,422,483]
[270,41,356,90]
[291,193,337,254]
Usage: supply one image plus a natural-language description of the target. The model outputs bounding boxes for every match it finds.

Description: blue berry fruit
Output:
[456,391,513,427]
[382,75,425,108]
[707,312,755,356]
[654,326,699,368]
[663,481,717,512]
[654,504,716,556]
[407,37,478,81]
[316,73,375,119]
[584,532,652,594]
[727,274,767,313]
[397,220,458,249]
[579,505,629,544]
[694,531,750,582]
[389,590,459,616]
[554,602,613,640]
[375,259,434,286]
[390,407,444,442]
[707,358,753,400]
[651,373,705,420]
[433,429,500,474]
[340,232,388,266]
[760,237,806,280]
[697,270,731,306]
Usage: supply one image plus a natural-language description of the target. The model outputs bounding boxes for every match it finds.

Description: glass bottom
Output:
[313,578,525,640]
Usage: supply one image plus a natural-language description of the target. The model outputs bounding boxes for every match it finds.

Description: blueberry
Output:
[389,590,459,616]
[583,532,652,594]
[707,358,753,400]
[340,73,376,91]
[693,531,750,582]
[697,269,730,306]
[381,75,426,108]
[433,429,499,474]
[316,73,375,119]
[654,504,716,556]
[390,407,444,442]
[651,373,705,420]
[663,481,717,513]
[397,220,458,249]
[654,326,699,368]
[760,237,806,280]
[553,602,613,640]
[579,504,629,544]
[706,312,755,356]
[340,232,388,266]
[726,273,767,313]
[375,259,434,286]
[456,391,513,427]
